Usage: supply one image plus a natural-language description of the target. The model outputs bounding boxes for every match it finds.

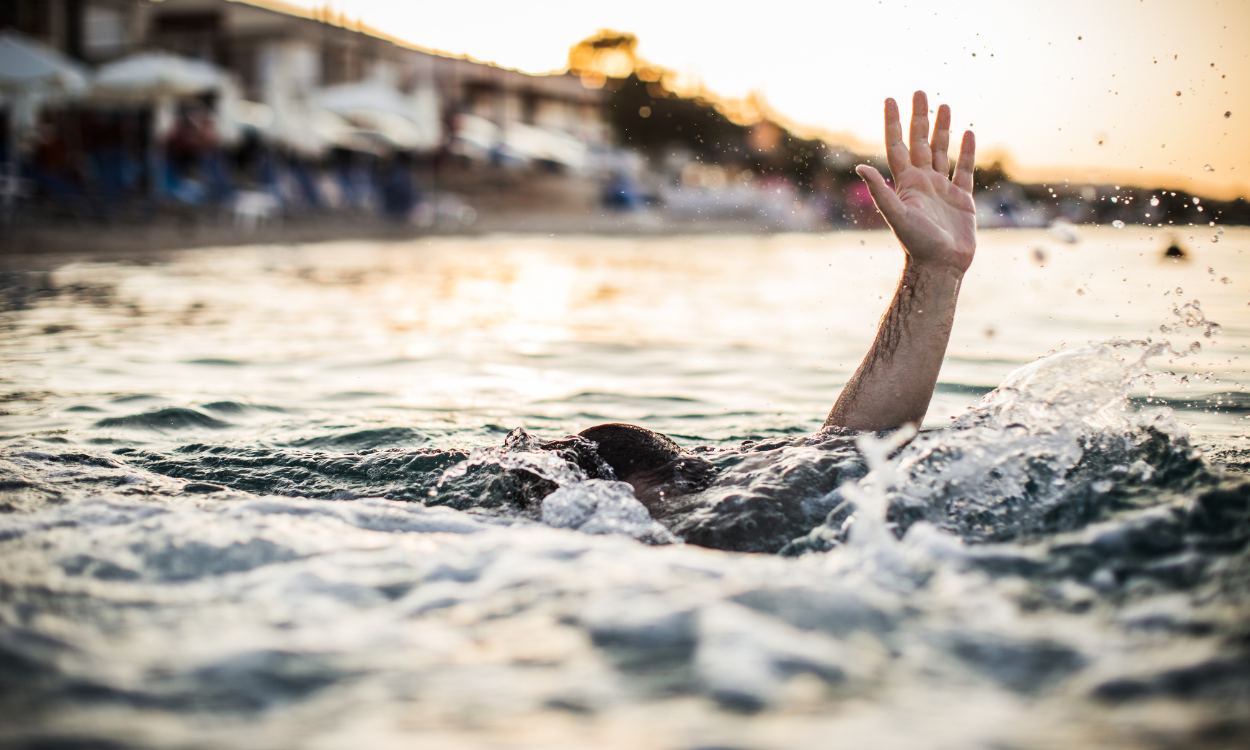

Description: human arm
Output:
[824,91,977,431]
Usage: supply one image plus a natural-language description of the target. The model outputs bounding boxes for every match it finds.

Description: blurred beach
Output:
[3,2,1246,256]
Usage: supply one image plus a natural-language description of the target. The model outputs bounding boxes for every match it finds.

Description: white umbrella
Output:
[92,52,223,99]
[503,122,588,171]
[314,80,410,118]
[452,113,501,158]
[339,109,424,150]
[314,81,440,151]
[0,31,90,222]
[0,30,89,97]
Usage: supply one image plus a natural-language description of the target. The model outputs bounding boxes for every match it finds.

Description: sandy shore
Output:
[0,168,815,257]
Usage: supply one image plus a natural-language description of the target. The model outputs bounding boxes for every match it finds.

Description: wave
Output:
[2,344,1249,747]
[45,345,1240,558]
[94,408,234,431]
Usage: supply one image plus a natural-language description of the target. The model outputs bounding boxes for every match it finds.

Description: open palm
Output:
[856,91,977,273]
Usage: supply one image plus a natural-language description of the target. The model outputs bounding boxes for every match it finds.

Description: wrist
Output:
[902,259,965,287]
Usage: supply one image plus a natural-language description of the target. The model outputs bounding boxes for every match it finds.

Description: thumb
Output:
[856,165,905,227]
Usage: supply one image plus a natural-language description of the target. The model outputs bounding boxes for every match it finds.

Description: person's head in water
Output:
[578,423,715,514]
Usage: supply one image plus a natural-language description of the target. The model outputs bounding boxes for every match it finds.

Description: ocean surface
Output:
[1,226,1248,749]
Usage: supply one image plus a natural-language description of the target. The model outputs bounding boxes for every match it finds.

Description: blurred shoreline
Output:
[0,167,838,257]
[0,207,794,257]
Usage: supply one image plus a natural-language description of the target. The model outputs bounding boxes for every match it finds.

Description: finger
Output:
[884,98,910,178]
[856,164,906,228]
[952,130,976,192]
[930,104,951,176]
[908,91,932,168]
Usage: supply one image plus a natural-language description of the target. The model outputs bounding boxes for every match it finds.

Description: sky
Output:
[290,0,1248,198]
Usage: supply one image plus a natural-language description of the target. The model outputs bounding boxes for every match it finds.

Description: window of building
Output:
[84,4,128,57]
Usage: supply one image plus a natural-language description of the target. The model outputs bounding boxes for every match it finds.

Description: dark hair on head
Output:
[578,423,686,480]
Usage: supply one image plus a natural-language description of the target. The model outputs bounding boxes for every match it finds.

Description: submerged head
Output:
[578,423,716,514]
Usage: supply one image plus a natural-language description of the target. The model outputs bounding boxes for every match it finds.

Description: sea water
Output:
[1,228,1247,749]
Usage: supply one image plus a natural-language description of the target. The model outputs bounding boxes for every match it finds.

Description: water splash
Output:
[542,479,679,544]
[1172,300,1222,338]
[795,345,1200,549]
[436,428,594,491]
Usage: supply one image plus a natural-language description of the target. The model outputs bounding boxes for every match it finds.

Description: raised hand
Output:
[824,91,979,432]
[855,91,977,273]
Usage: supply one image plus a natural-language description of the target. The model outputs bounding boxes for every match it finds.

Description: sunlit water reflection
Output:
[4,227,1247,443]
[1,228,1247,749]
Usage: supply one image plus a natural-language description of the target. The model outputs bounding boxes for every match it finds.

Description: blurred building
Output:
[2,0,608,163]
[145,0,608,159]
[0,0,150,63]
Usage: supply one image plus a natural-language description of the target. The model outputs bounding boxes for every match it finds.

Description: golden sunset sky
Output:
[291,0,1247,198]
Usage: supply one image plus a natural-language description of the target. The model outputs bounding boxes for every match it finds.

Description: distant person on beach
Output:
[581,91,978,508]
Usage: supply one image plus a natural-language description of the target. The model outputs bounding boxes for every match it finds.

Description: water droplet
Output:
[1211,235,1219,243]
[1208,267,1216,274]
[1150,197,1160,206]
[1221,277,1232,284]
[1175,287,1184,295]
[1110,196,1118,203]
[1204,164,1214,171]
[1112,219,1125,229]
[1217,227,1225,235]
[1226,111,1232,118]
[1175,91,1182,96]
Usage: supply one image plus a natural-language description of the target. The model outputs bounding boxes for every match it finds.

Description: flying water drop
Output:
[1111,220,1125,229]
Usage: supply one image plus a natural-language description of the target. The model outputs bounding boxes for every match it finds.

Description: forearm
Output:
[824,262,963,431]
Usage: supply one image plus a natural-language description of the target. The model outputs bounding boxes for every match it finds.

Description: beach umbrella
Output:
[314,80,410,117]
[503,121,588,171]
[314,80,440,151]
[309,108,381,153]
[92,52,223,99]
[0,31,90,222]
[338,109,424,151]
[452,113,502,160]
[0,30,89,97]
